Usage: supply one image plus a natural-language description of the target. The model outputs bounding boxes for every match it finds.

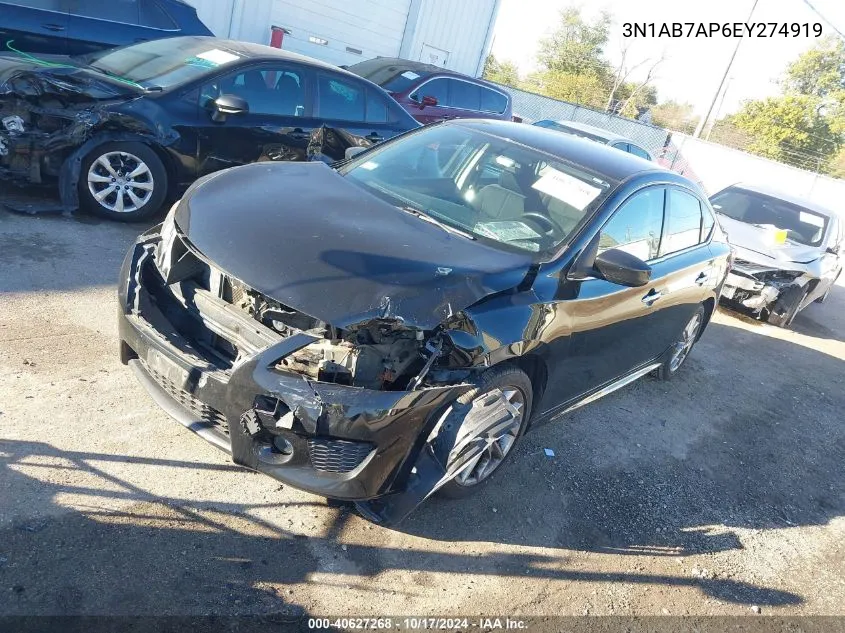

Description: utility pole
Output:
[694,0,759,138]
[705,76,733,141]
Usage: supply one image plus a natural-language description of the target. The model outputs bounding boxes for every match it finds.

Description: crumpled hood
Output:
[717,214,821,268]
[0,53,136,101]
[174,162,533,330]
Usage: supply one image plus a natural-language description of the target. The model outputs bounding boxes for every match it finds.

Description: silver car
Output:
[711,183,843,327]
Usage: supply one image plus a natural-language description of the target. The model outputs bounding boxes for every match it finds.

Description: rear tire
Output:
[78,142,167,222]
[655,305,705,381]
[434,365,533,499]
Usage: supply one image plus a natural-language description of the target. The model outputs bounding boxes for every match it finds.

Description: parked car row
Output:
[1,32,842,523]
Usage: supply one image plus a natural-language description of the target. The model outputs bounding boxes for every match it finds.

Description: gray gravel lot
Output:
[1,187,844,618]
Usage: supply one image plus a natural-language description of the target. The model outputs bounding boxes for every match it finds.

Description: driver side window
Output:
[200,66,308,117]
[598,188,665,261]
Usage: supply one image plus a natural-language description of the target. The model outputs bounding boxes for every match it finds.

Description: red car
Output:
[346,57,513,124]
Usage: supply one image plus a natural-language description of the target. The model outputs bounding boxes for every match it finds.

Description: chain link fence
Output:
[490,82,672,158]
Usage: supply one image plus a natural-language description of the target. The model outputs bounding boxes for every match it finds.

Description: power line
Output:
[800,0,845,41]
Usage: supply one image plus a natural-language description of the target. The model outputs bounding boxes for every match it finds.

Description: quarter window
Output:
[201,67,307,117]
[598,188,665,261]
[661,189,703,256]
[317,75,364,121]
[628,144,651,160]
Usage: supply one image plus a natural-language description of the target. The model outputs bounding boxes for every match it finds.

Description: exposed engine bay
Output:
[226,282,431,391]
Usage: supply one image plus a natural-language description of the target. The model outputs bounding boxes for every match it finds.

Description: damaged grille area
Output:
[140,360,229,434]
[307,438,374,473]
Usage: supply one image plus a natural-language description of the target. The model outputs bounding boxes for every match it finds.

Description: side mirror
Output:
[826,246,840,255]
[593,248,652,287]
[421,95,438,108]
[345,146,367,159]
[210,94,249,122]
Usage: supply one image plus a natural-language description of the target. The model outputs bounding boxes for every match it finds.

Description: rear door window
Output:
[449,80,481,111]
[660,188,704,256]
[317,74,365,121]
[71,0,139,23]
[480,87,507,113]
[139,0,175,29]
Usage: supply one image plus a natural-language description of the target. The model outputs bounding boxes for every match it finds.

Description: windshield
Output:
[346,59,428,93]
[77,38,244,90]
[710,188,830,247]
[340,124,616,256]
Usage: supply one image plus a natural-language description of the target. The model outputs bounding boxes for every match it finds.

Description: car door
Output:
[192,62,315,177]
[547,186,671,406]
[646,186,718,357]
[311,72,408,159]
[65,0,177,55]
[0,0,69,54]
[408,77,450,124]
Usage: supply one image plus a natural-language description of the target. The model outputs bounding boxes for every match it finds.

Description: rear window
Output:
[480,87,508,114]
[346,59,429,93]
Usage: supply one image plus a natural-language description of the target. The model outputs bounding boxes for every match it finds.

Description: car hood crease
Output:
[174,162,534,330]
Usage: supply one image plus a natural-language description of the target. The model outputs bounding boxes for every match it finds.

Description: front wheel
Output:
[78,142,168,222]
[655,305,705,381]
[433,365,533,499]
[767,284,807,328]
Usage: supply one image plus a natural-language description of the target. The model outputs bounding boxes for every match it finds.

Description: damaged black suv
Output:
[119,120,730,524]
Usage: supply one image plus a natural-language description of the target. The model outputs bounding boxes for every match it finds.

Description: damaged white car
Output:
[712,184,843,327]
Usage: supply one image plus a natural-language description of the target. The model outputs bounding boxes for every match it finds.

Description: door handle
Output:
[42,23,65,31]
[365,132,384,142]
[694,272,708,286]
[642,288,663,306]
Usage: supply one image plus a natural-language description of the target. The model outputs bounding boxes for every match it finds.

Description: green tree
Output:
[732,94,840,172]
[650,100,700,133]
[482,53,520,87]
[782,36,845,98]
[536,7,612,79]
[523,70,608,109]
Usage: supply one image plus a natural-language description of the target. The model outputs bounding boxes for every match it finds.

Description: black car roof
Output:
[450,119,679,185]
[166,36,359,77]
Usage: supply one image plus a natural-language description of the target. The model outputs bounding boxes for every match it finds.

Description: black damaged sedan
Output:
[119,120,731,524]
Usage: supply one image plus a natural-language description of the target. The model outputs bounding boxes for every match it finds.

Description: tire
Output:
[766,284,807,328]
[433,365,533,499]
[655,305,705,381]
[78,142,168,222]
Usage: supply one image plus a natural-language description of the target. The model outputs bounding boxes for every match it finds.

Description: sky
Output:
[490,0,845,116]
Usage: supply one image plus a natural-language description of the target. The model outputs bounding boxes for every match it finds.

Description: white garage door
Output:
[270,0,412,67]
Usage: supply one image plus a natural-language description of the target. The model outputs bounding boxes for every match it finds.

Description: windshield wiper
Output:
[398,205,475,240]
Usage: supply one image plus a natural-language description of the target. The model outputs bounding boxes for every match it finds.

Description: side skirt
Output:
[543,361,663,423]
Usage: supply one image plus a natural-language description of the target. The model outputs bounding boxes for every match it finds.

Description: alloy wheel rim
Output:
[451,387,525,487]
[87,151,154,213]
[669,312,702,372]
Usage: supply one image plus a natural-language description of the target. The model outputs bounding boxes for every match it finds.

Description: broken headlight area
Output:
[723,260,805,312]
[141,220,467,392]
[277,321,435,391]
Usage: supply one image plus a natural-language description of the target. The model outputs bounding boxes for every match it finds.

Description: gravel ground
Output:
[1,187,844,619]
